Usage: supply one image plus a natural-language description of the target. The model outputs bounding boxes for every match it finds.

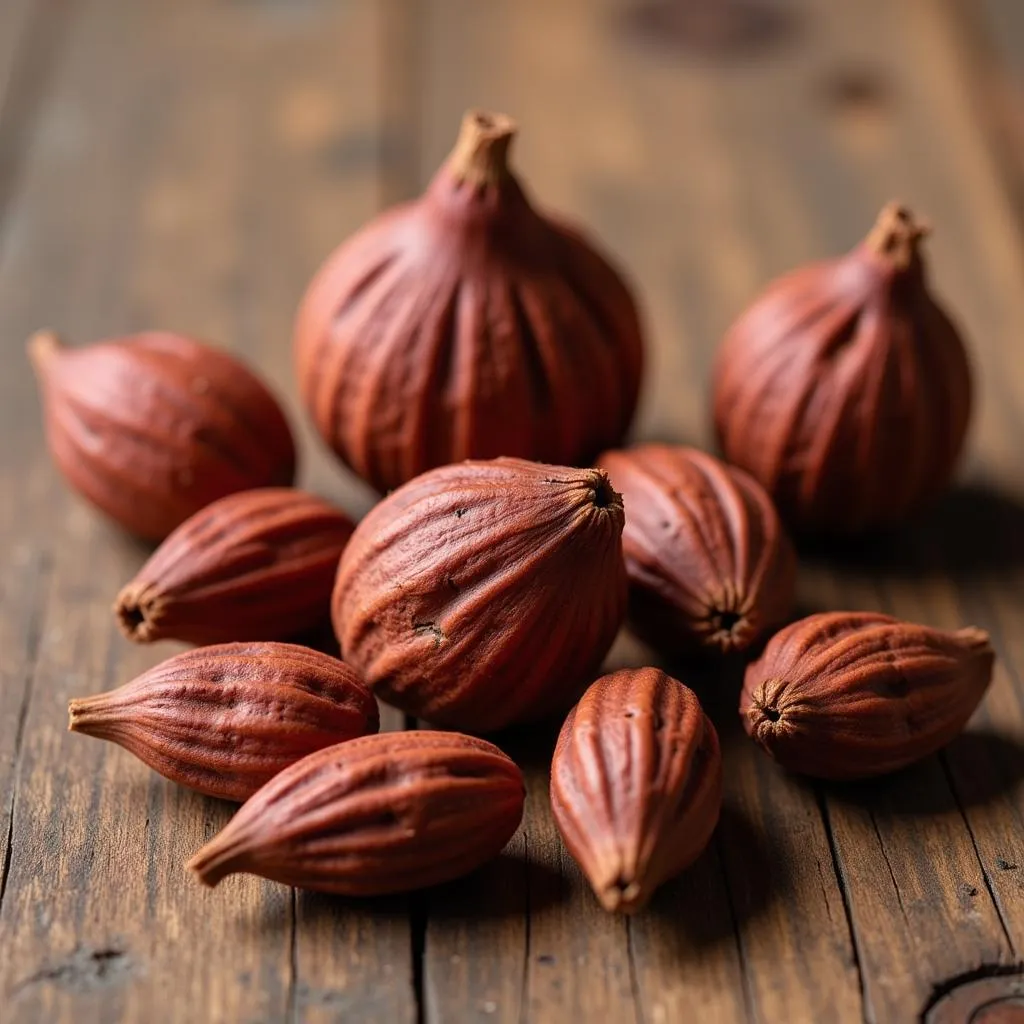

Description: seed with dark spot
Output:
[414,622,446,647]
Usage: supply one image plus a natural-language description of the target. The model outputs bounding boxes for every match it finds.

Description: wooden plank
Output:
[698,0,1024,1017]
[415,4,864,1023]
[926,6,1024,966]
[0,0,55,226]
[0,0,36,99]
[0,0,60,956]
[423,733,639,1024]
[3,0,1024,1021]
[0,1,417,1021]
[945,0,1024,218]
[417,0,1024,1021]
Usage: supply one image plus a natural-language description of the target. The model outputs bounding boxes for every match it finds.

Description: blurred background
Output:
[6,0,1023,505]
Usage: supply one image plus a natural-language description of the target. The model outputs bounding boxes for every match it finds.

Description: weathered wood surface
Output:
[1,1,1023,1022]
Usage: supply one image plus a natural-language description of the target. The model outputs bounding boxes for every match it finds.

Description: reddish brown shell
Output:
[332,457,628,732]
[294,110,644,493]
[187,730,525,894]
[740,612,994,780]
[550,668,722,913]
[114,488,354,646]
[597,444,794,654]
[68,642,378,802]
[29,330,296,540]
[712,204,972,534]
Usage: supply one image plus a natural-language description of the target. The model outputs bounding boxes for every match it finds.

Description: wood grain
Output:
[414,0,1024,1021]
[3,0,1024,1021]
[0,1,414,1022]
[415,3,863,1022]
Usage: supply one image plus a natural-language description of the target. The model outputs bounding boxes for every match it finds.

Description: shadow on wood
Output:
[796,482,1024,575]
[426,851,568,922]
[946,729,1024,811]
[641,803,778,943]
[291,889,411,929]
[279,853,567,932]
[823,729,1024,815]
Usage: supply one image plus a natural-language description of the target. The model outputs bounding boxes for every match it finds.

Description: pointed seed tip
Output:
[449,110,518,184]
[67,698,95,735]
[957,626,993,651]
[463,108,517,137]
[27,329,63,371]
[186,850,218,886]
[865,202,930,263]
[597,878,645,914]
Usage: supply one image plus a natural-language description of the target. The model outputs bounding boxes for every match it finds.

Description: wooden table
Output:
[3,1,1024,1021]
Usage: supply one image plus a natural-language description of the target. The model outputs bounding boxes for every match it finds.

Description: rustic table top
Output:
[3,1,1024,1021]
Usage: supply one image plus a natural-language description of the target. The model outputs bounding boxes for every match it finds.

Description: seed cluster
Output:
[34,111,991,912]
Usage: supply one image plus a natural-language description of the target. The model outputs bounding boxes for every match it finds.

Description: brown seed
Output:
[114,488,354,646]
[187,731,525,895]
[68,642,378,802]
[550,668,722,913]
[332,457,628,732]
[740,611,995,779]
[29,330,296,540]
[597,443,795,655]
[293,109,644,493]
[713,203,973,534]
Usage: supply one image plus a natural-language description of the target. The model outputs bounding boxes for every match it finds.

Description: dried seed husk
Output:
[740,611,994,779]
[29,330,296,540]
[188,730,525,894]
[713,204,972,534]
[598,444,794,655]
[294,110,644,493]
[332,457,627,732]
[68,642,378,802]
[550,667,722,913]
[115,488,354,646]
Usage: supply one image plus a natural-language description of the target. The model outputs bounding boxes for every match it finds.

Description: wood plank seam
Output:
[0,551,53,917]
[518,830,531,1024]
[404,717,428,1023]
[411,890,428,1024]
[870,815,910,926]
[624,919,646,1024]
[0,0,78,245]
[944,577,1024,951]
[286,888,298,1024]
[713,838,756,1024]
[815,793,868,1012]
[378,0,426,208]
[939,756,1016,956]
[940,0,1024,237]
